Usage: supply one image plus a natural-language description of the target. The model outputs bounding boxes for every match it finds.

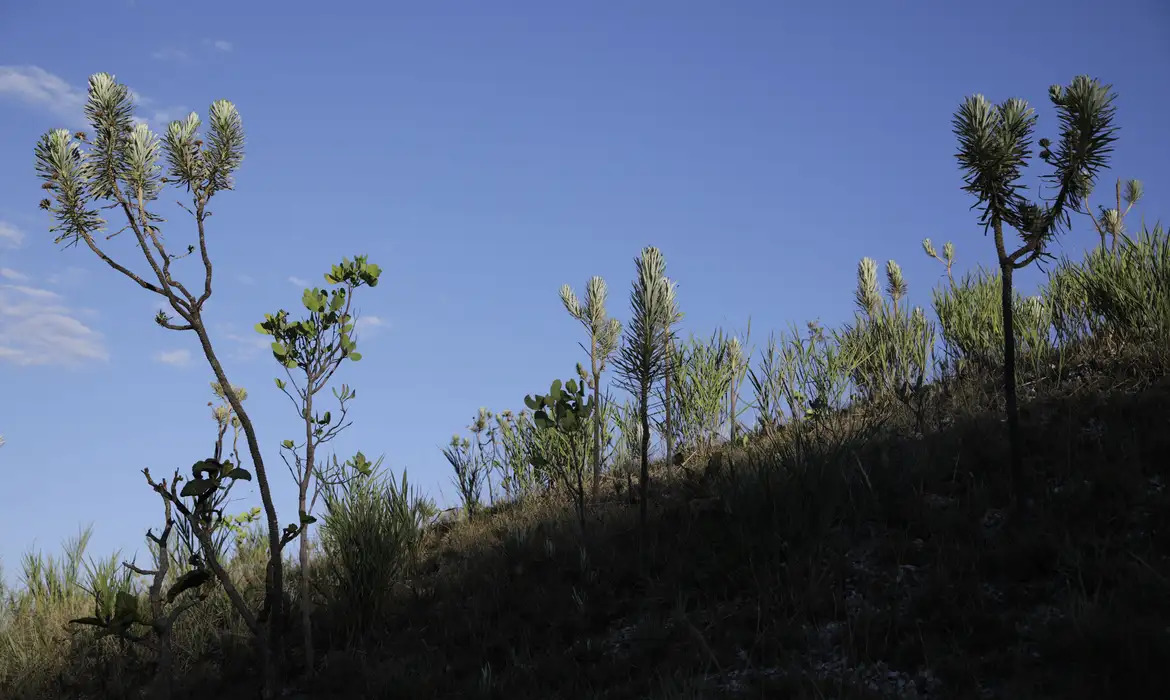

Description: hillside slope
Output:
[287,361,1170,699]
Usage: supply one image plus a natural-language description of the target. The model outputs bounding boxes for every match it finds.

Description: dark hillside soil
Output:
[17,364,1170,700]
[287,373,1170,699]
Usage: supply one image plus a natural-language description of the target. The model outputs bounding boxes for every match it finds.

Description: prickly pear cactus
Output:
[524,377,595,434]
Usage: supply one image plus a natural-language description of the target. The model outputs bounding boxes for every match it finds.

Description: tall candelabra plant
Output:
[33,72,288,697]
[559,277,622,501]
[952,75,1118,493]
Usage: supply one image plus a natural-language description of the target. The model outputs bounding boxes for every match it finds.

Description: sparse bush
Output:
[1072,176,1144,251]
[257,255,382,675]
[489,409,546,500]
[524,376,595,535]
[443,411,495,518]
[776,320,855,421]
[610,399,645,499]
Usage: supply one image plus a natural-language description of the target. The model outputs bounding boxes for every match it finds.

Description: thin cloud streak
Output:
[0,65,188,133]
[0,220,27,248]
[0,283,108,366]
[154,348,192,366]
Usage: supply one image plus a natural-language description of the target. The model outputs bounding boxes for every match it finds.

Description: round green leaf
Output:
[180,478,216,497]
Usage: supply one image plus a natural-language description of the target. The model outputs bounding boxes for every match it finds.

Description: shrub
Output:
[930,263,1053,378]
[1047,223,1170,350]
[836,258,935,416]
[319,461,434,639]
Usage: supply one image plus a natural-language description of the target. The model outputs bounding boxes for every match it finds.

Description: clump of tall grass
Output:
[663,331,736,456]
[1047,223,1170,350]
[318,461,435,640]
[740,320,864,445]
[836,258,935,427]
[776,321,856,421]
[0,526,142,695]
[746,333,787,438]
[926,249,1053,378]
[609,399,645,499]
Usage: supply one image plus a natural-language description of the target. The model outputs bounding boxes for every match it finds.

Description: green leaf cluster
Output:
[181,457,252,499]
[255,256,382,370]
[524,378,595,435]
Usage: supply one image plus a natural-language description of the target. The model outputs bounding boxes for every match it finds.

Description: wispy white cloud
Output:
[354,314,389,337]
[236,273,257,286]
[0,221,27,249]
[5,284,57,300]
[0,283,108,367]
[0,65,87,127]
[150,47,191,63]
[154,348,192,366]
[288,276,309,287]
[0,65,187,133]
[142,106,190,128]
[155,39,233,64]
[128,89,189,132]
[0,268,29,282]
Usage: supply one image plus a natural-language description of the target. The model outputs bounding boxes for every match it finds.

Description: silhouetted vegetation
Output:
[2,72,1168,699]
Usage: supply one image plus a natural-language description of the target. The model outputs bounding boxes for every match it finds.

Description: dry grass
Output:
[4,349,1170,699]
[299,354,1170,697]
[4,231,1169,698]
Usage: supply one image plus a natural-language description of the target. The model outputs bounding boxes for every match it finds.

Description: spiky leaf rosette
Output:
[952,75,1118,264]
[34,72,246,249]
[614,247,677,396]
[561,276,624,371]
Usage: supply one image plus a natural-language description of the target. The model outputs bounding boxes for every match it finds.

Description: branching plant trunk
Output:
[951,76,1120,509]
[192,323,284,691]
[591,351,602,501]
[558,278,621,504]
[994,219,1023,495]
[300,390,315,673]
[638,381,651,550]
[577,434,589,535]
[258,257,380,679]
[664,337,674,465]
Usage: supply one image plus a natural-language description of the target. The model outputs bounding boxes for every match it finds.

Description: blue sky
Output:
[1,0,1167,583]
